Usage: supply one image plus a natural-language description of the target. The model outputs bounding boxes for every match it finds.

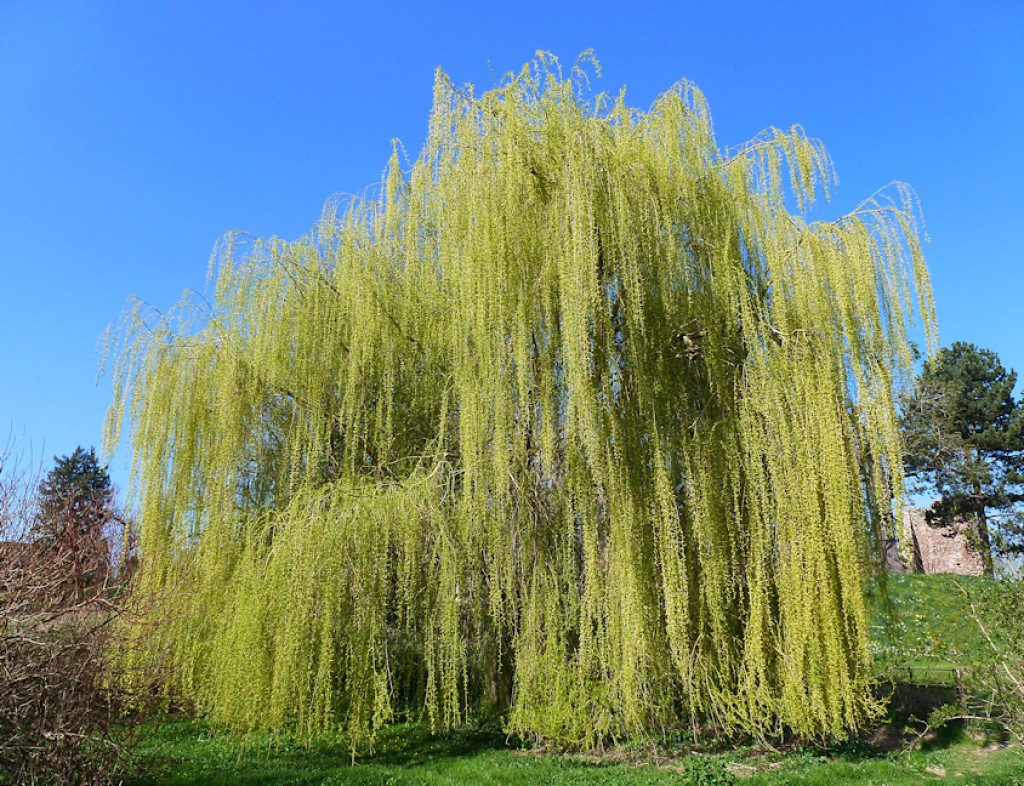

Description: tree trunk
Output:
[973,481,995,577]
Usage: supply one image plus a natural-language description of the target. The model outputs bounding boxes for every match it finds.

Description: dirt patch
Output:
[864,722,915,751]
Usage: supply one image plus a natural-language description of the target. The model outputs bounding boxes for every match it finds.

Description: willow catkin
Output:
[104,53,934,749]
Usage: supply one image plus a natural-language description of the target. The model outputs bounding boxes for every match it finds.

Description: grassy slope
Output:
[127,574,1024,785]
[868,572,991,681]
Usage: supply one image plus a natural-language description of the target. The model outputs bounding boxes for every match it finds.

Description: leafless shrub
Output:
[0,439,143,785]
[952,572,1024,743]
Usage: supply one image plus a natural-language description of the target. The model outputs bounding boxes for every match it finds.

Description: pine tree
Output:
[903,342,1024,565]
[36,446,114,599]
[104,54,935,748]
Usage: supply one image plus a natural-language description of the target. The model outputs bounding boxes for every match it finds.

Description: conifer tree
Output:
[36,446,114,600]
[903,342,1024,564]
[105,54,935,748]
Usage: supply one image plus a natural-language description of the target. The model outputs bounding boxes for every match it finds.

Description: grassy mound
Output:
[868,572,992,683]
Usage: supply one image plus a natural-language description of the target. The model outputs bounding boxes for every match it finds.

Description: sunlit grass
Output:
[126,718,1024,786]
[867,572,991,679]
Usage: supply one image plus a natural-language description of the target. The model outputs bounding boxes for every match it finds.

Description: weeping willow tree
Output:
[105,53,935,749]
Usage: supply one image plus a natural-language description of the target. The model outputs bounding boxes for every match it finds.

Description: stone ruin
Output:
[886,507,988,576]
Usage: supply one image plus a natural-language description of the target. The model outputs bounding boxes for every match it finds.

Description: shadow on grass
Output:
[367,723,512,766]
[127,693,1021,786]
[127,719,516,786]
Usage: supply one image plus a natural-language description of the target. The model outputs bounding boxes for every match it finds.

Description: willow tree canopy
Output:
[105,54,935,749]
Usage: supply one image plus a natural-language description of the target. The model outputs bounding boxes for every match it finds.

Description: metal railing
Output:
[881,664,962,688]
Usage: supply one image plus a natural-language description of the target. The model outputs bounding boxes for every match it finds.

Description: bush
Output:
[0,444,140,784]
[683,755,736,786]
[947,571,1024,743]
[958,569,1024,740]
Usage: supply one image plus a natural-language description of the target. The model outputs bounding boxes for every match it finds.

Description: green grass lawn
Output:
[129,721,689,785]
[126,719,1024,785]
[123,575,1023,785]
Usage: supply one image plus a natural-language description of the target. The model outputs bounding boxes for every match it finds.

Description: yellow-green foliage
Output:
[105,54,935,749]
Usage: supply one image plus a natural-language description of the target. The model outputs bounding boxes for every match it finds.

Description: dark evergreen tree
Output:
[903,342,1024,564]
[35,446,114,599]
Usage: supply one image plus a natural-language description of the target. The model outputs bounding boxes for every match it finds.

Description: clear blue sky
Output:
[2,1,1021,496]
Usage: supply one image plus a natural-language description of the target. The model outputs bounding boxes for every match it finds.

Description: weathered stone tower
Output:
[897,508,987,576]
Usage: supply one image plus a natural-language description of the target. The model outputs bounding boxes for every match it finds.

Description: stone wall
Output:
[899,508,987,576]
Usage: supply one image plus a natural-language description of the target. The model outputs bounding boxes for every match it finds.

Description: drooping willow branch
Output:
[104,53,935,750]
